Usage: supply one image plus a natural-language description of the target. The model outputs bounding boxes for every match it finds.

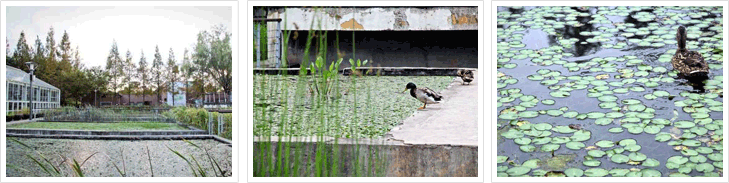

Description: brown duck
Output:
[671,26,709,79]
[457,69,474,85]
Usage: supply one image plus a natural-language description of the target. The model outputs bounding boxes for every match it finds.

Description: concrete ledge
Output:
[7,133,213,140]
[6,128,208,136]
[253,136,477,177]
[6,133,232,145]
[254,67,476,76]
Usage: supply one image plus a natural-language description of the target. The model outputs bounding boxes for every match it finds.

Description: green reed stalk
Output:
[280,11,293,177]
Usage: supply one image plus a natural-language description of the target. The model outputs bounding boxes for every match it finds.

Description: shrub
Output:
[164,107,210,130]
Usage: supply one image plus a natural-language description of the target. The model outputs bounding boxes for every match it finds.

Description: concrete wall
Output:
[284,30,478,68]
[253,137,477,177]
[255,7,479,69]
[267,7,478,31]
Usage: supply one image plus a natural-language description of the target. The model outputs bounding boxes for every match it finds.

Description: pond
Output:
[496,6,723,177]
[253,74,454,138]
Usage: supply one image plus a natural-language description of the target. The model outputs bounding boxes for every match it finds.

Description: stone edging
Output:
[7,129,232,145]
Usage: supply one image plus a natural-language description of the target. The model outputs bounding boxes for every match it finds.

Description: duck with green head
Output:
[402,82,443,110]
[671,26,710,80]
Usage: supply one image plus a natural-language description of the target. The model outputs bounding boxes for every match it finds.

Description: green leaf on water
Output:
[541,144,561,152]
[641,169,661,177]
[506,166,531,176]
[696,163,714,173]
[643,158,660,167]
[610,154,630,163]
[584,168,609,177]
[583,160,601,167]
[609,127,624,133]
[629,152,647,161]
[565,168,583,177]
[668,156,689,165]
[565,141,585,150]
[522,159,541,169]
[588,150,606,158]
[520,145,536,152]
[609,169,630,177]
[497,156,509,163]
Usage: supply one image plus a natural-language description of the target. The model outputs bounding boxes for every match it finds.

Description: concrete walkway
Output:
[387,71,478,146]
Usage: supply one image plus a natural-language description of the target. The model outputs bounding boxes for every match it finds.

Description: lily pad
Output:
[506,166,532,176]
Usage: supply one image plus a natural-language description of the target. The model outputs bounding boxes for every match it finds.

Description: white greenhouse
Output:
[6,65,61,113]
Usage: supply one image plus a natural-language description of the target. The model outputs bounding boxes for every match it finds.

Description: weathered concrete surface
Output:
[253,67,476,76]
[266,7,478,31]
[387,71,477,146]
[6,128,232,145]
[280,30,478,69]
[255,7,478,69]
[253,137,476,177]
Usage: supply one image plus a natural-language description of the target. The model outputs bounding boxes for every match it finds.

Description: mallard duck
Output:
[671,26,709,79]
[402,82,443,110]
[457,69,474,85]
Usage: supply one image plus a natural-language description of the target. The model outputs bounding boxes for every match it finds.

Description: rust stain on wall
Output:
[340,18,364,30]
[398,20,409,27]
[451,14,478,25]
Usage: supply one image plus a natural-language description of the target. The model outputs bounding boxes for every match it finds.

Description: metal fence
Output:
[254,17,283,68]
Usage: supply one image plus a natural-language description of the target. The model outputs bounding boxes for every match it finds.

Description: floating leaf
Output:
[520,145,536,152]
[641,169,661,177]
[506,166,532,176]
[643,158,660,167]
[584,168,609,177]
[611,154,630,163]
[497,156,509,164]
[629,152,647,161]
[565,168,583,177]
[541,144,561,152]
[566,141,585,150]
[523,159,541,169]
[583,160,601,167]
[667,156,689,165]
[588,150,606,158]
[609,127,624,133]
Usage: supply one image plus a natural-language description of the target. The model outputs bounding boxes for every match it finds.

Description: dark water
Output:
[496,6,723,177]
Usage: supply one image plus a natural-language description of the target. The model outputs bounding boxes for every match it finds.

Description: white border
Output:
[247,1,484,182]
[491,1,728,182]
[1,1,238,182]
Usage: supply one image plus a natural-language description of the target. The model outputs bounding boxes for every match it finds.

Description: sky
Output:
[6,6,232,68]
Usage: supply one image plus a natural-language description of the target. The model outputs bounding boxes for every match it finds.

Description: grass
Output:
[8,122,188,131]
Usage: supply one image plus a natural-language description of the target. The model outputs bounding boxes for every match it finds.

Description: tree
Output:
[72,46,83,69]
[138,49,149,105]
[46,27,58,63]
[167,48,180,106]
[180,48,193,105]
[87,66,110,106]
[122,50,136,105]
[151,45,165,106]
[60,69,91,107]
[193,25,232,97]
[32,36,45,70]
[5,37,11,66]
[59,31,72,67]
[106,40,122,105]
[11,31,32,71]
